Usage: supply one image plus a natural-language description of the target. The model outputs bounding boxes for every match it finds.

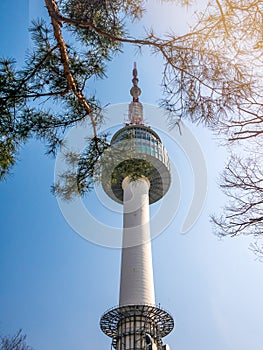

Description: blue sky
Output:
[1,1,263,350]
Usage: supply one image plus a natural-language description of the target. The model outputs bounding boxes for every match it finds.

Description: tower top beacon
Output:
[128,63,143,124]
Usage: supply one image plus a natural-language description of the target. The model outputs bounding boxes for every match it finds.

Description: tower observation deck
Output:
[100,64,174,350]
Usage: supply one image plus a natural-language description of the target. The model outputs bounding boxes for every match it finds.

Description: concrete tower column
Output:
[119,177,155,306]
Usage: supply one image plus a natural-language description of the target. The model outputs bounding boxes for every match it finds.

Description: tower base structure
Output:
[100,304,174,350]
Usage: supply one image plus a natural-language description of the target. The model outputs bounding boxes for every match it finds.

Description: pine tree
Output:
[0,1,262,247]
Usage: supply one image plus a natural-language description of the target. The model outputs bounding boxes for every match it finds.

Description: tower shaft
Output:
[100,65,174,350]
[120,177,155,306]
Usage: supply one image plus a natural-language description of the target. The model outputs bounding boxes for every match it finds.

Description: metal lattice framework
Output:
[100,304,174,348]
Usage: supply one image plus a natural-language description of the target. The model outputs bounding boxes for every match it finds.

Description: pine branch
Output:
[44,0,97,139]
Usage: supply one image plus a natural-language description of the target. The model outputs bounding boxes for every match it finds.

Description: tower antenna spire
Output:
[131,62,141,101]
[129,62,143,124]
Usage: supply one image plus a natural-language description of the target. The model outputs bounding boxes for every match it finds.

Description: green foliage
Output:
[0,16,104,177]
[0,138,16,179]
[59,0,143,53]
[0,0,147,179]
[0,0,263,246]
[53,135,109,199]
[111,159,154,183]
[1,0,262,179]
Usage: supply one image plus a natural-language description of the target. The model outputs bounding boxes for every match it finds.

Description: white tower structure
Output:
[100,64,174,350]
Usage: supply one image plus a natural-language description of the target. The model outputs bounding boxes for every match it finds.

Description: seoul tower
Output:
[100,64,174,350]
